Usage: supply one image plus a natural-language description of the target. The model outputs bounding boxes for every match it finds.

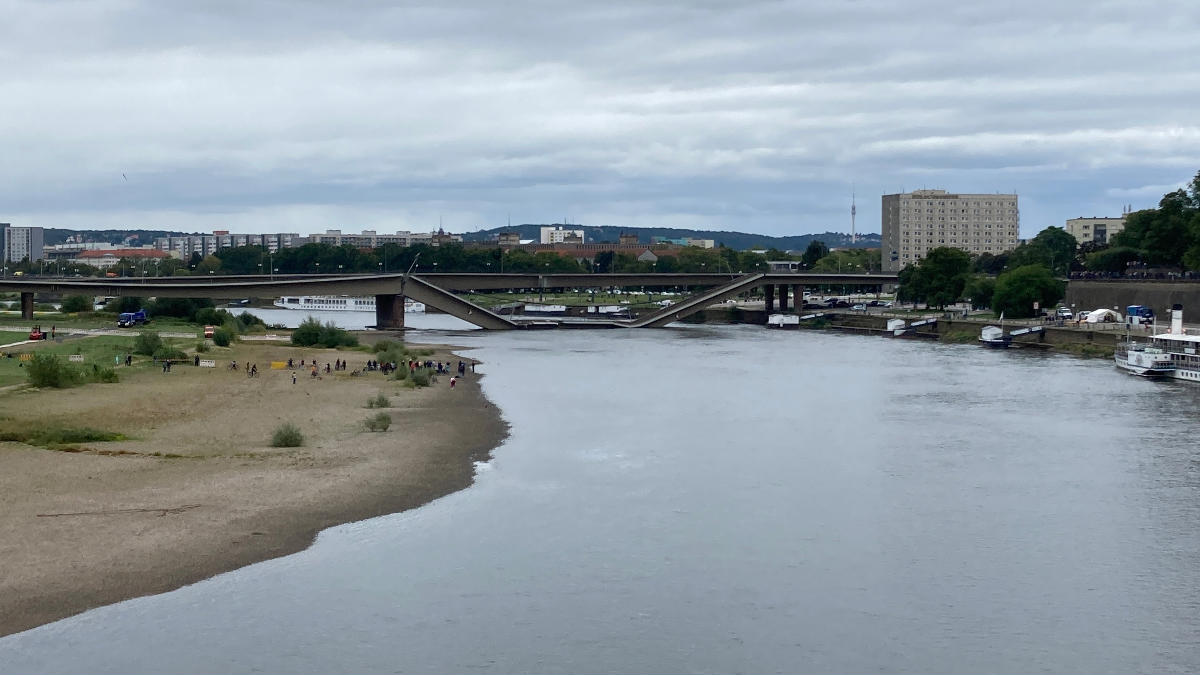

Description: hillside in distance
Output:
[44,225,880,253]
[461,225,880,251]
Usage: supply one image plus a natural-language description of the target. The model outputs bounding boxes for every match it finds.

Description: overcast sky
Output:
[2,0,1198,239]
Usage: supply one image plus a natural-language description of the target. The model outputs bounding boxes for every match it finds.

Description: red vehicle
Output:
[29,325,47,340]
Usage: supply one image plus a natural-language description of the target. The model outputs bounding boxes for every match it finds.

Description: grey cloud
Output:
[1,0,1198,236]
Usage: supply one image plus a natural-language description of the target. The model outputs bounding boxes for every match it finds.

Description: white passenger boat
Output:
[1114,304,1196,380]
[273,296,425,313]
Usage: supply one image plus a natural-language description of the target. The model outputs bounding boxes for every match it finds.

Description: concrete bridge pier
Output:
[374,294,406,329]
[20,292,34,320]
[764,284,775,313]
[779,285,789,312]
[793,285,804,309]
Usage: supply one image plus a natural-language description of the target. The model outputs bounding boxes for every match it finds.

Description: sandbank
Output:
[0,337,506,637]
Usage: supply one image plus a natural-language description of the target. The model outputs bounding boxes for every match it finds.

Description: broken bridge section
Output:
[389,275,518,330]
[626,274,767,328]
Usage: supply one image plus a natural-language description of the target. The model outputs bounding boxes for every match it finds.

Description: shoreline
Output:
[0,340,507,638]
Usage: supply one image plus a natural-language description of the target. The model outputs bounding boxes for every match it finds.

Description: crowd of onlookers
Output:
[1070,270,1200,280]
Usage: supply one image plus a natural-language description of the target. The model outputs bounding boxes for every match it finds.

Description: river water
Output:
[3,324,1199,674]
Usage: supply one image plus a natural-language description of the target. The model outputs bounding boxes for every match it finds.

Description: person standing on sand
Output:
[292,371,297,384]
[450,376,456,388]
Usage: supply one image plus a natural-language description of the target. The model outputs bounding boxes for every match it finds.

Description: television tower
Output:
[850,188,857,245]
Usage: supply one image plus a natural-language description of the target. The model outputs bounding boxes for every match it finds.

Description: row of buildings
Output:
[4,202,1131,273]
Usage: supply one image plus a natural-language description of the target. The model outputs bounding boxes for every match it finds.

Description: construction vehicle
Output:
[29,325,48,340]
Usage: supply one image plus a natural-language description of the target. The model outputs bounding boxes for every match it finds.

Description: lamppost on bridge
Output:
[315,261,320,275]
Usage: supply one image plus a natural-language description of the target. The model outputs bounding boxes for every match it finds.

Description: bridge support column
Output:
[794,285,804,310]
[779,285,789,312]
[374,294,406,330]
[20,292,34,320]
[764,284,775,313]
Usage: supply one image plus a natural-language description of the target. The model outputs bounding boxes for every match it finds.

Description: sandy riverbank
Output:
[0,338,506,637]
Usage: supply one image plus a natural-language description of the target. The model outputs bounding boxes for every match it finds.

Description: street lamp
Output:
[315,261,320,275]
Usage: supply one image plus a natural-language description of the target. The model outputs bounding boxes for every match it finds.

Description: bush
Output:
[211,327,233,347]
[153,346,187,361]
[291,317,358,348]
[372,340,398,353]
[410,367,432,387]
[195,341,210,353]
[60,295,92,313]
[89,365,119,383]
[26,353,82,388]
[236,311,265,331]
[391,366,408,381]
[149,297,214,320]
[270,423,304,447]
[366,393,391,408]
[194,307,232,327]
[133,330,163,356]
[364,412,391,432]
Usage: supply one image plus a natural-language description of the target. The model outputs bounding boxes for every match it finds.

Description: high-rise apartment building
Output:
[1064,217,1125,245]
[881,190,1020,272]
[3,226,45,263]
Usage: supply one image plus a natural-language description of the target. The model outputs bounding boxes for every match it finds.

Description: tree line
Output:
[20,239,888,279]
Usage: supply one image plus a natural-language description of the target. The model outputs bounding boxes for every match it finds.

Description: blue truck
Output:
[1126,305,1155,325]
[117,309,148,327]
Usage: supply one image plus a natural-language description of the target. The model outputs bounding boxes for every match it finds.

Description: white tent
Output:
[1084,308,1122,323]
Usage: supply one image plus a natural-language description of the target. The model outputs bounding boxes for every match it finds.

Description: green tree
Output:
[992,265,1064,318]
[801,240,829,268]
[60,295,92,313]
[962,275,996,309]
[1086,246,1141,273]
[896,247,972,308]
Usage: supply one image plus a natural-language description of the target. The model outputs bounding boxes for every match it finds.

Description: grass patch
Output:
[0,421,125,450]
[366,392,391,408]
[0,330,31,345]
[270,423,304,447]
[1055,342,1115,358]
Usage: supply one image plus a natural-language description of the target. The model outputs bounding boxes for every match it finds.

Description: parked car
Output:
[852,304,867,311]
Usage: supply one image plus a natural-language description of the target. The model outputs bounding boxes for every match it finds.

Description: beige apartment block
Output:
[1065,217,1124,245]
[881,189,1020,272]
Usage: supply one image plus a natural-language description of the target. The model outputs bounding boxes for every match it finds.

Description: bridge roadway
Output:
[0,272,897,330]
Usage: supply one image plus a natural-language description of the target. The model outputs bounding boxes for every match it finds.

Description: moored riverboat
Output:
[273,296,425,313]
[979,325,1011,348]
[1114,304,1200,381]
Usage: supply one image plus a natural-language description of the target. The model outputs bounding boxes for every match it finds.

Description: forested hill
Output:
[461,225,880,251]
